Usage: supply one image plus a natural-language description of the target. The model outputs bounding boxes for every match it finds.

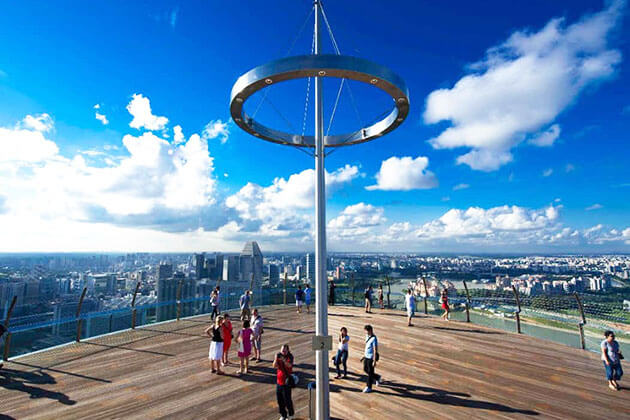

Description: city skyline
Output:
[0,0,629,253]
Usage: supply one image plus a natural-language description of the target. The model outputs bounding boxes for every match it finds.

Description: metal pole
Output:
[422,277,428,315]
[574,292,587,350]
[76,287,87,342]
[314,2,329,419]
[351,273,355,306]
[131,281,140,329]
[463,280,471,323]
[2,295,18,361]
[176,280,183,321]
[283,272,288,305]
[386,276,391,309]
[512,285,522,334]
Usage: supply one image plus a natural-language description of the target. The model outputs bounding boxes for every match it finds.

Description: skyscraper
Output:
[306,253,315,283]
[194,253,206,280]
[240,241,263,285]
[268,264,280,285]
[223,255,240,282]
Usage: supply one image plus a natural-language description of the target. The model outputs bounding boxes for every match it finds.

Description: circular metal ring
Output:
[230,54,409,148]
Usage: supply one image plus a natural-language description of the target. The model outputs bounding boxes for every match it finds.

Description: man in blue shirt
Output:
[362,324,381,393]
[295,286,305,314]
[239,290,251,321]
[304,284,312,314]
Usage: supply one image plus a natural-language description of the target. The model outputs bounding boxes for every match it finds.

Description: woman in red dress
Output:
[440,288,450,321]
[221,313,234,366]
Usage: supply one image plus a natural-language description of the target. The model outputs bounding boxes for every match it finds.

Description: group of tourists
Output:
[294,284,312,314]
[331,324,381,393]
[205,303,264,376]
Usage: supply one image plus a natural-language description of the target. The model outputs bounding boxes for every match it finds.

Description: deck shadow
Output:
[83,341,175,357]
[264,326,315,335]
[0,368,76,406]
[432,326,504,335]
[7,361,110,383]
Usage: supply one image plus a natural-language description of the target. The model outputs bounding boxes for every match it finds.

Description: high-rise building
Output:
[268,264,280,285]
[194,253,206,280]
[157,263,173,281]
[240,241,263,285]
[306,253,315,283]
[223,256,240,282]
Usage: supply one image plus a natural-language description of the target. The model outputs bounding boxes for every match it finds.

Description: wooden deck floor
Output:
[1,305,629,419]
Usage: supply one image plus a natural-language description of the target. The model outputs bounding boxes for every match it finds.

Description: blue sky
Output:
[0,0,628,252]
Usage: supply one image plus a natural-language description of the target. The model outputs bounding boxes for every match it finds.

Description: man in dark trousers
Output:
[328,280,336,306]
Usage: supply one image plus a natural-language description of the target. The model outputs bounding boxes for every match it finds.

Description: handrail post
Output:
[422,277,428,315]
[76,287,87,342]
[350,273,355,306]
[512,285,522,334]
[131,281,141,329]
[463,280,471,323]
[574,292,587,350]
[176,280,183,321]
[386,275,391,309]
[2,295,18,361]
[283,272,287,305]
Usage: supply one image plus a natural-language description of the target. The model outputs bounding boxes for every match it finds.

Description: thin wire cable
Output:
[320,3,341,54]
[301,26,316,137]
[253,5,314,120]
[326,78,344,136]
[264,95,298,133]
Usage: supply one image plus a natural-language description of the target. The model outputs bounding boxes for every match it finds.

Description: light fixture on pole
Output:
[229,2,408,418]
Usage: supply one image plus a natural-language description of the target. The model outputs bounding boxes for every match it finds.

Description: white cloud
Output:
[424,1,623,171]
[127,93,169,131]
[528,124,560,147]
[586,203,603,211]
[328,203,386,240]
[542,168,553,177]
[21,114,54,132]
[414,205,560,240]
[441,196,451,202]
[366,156,438,191]
[202,120,229,144]
[95,112,109,125]
[0,116,58,163]
[453,183,470,191]
[173,125,185,145]
[225,165,360,240]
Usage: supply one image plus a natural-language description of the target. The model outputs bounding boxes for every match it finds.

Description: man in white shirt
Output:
[251,308,264,362]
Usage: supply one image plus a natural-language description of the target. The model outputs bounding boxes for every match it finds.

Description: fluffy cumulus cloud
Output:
[202,120,230,144]
[0,96,222,240]
[127,94,169,131]
[424,1,623,171]
[328,203,386,240]
[224,165,360,241]
[366,156,438,191]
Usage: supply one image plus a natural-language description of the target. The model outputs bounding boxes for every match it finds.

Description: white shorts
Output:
[209,341,224,360]
[407,308,414,318]
[296,300,304,307]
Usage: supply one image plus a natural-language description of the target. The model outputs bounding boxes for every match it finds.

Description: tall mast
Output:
[313,1,330,419]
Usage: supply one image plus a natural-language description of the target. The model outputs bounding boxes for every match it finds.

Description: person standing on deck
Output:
[602,330,624,391]
[405,289,416,327]
[221,313,234,366]
[295,286,304,314]
[329,280,336,306]
[364,285,373,313]
[333,327,350,379]
[273,344,295,420]
[440,288,450,321]
[239,290,251,321]
[0,323,6,370]
[210,287,221,321]
[251,308,264,362]
[205,316,225,375]
[377,284,384,310]
[235,319,253,375]
[304,283,312,313]
[361,324,381,393]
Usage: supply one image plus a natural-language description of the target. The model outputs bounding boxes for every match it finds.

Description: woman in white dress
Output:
[205,315,225,375]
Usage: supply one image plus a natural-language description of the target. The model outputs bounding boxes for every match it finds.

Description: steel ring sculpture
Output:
[230,54,410,148]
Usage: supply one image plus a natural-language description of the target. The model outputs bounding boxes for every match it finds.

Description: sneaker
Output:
[362,387,372,393]
[375,380,380,387]
[279,417,286,420]
[334,375,341,379]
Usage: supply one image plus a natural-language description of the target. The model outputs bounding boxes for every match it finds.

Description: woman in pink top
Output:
[236,319,253,375]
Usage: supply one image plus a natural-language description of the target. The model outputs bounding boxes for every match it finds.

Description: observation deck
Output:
[1,305,628,419]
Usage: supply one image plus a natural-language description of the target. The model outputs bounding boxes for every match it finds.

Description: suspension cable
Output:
[301,26,316,137]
